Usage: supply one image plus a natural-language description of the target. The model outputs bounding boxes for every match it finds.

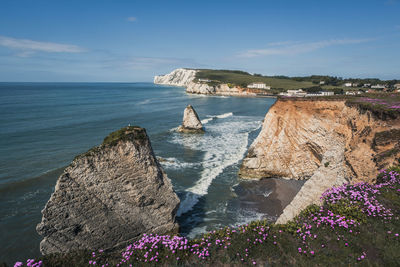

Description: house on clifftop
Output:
[247,82,271,90]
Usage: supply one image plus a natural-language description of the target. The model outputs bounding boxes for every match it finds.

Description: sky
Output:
[0,0,399,82]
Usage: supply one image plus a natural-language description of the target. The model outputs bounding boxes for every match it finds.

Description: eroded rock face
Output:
[177,105,204,133]
[154,68,197,87]
[239,99,400,223]
[186,82,258,97]
[37,126,180,255]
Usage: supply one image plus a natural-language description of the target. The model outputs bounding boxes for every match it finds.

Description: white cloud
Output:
[0,35,84,56]
[127,16,137,22]
[238,39,372,58]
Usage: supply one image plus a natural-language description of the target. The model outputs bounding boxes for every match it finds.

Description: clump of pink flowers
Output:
[14,169,400,266]
[14,259,42,267]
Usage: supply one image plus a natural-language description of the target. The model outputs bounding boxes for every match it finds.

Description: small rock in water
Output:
[177,105,205,133]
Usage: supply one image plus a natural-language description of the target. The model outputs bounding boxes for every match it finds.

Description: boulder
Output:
[177,105,205,133]
[36,126,180,255]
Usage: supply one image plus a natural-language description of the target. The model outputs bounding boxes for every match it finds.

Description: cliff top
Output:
[102,126,147,146]
[277,93,400,120]
[73,126,147,162]
[195,69,314,90]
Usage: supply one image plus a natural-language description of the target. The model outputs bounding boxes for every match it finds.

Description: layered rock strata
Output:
[239,99,400,224]
[177,105,204,133]
[37,126,180,255]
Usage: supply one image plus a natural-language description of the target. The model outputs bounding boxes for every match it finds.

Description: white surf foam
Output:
[170,116,262,216]
[215,112,233,119]
[137,99,152,105]
[201,112,234,124]
[158,157,200,170]
[231,209,268,228]
[200,117,214,124]
[263,190,272,198]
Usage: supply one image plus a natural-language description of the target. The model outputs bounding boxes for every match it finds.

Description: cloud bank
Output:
[0,35,84,56]
[238,39,371,58]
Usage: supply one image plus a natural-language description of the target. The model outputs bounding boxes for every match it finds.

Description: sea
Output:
[0,82,304,265]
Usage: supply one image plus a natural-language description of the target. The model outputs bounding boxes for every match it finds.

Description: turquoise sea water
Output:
[0,82,300,264]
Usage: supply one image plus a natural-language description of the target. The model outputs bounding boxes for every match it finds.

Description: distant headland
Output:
[154,68,400,97]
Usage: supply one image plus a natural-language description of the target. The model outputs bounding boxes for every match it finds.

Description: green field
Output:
[195,69,315,90]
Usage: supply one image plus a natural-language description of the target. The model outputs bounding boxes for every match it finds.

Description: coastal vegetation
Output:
[279,93,400,118]
[195,69,315,90]
[194,69,400,92]
[11,167,400,266]
[346,94,400,119]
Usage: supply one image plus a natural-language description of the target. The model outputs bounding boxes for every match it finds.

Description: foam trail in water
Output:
[200,117,213,124]
[158,157,200,170]
[215,112,233,119]
[201,112,234,124]
[171,116,262,216]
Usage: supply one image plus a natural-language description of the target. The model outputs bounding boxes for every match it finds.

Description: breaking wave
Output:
[170,115,262,216]
[201,112,234,124]
[158,157,200,170]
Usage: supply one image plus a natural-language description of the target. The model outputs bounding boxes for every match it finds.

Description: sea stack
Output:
[177,105,205,133]
[36,126,180,255]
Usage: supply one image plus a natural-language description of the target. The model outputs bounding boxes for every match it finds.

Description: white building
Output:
[319,81,326,85]
[371,84,386,90]
[247,82,271,90]
[344,83,353,87]
[345,91,362,95]
[280,89,307,97]
[306,91,335,97]
[320,91,334,96]
[394,84,400,89]
[198,78,211,82]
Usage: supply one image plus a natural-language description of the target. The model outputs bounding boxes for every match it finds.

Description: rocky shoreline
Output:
[34,76,399,259]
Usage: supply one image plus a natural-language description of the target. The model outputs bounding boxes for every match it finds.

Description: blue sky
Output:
[0,0,399,82]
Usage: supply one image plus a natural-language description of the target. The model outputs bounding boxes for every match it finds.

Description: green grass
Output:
[102,126,146,146]
[72,126,147,162]
[195,69,315,90]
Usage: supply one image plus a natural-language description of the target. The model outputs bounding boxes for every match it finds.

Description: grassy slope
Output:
[10,168,400,267]
[195,69,315,90]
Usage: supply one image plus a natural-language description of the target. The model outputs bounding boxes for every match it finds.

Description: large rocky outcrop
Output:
[154,68,269,97]
[186,81,257,96]
[154,68,197,87]
[177,105,204,133]
[239,99,400,223]
[37,126,180,255]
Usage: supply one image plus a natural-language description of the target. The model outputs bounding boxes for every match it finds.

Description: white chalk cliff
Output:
[154,68,260,96]
[154,68,197,87]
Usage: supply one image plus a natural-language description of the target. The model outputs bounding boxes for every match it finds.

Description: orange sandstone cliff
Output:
[239,98,400,224]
